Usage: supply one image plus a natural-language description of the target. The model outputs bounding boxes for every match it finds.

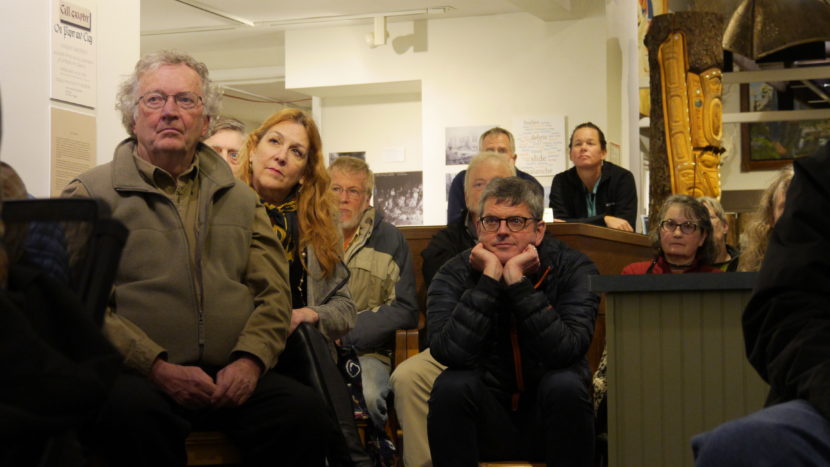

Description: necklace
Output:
[666,260,694,269]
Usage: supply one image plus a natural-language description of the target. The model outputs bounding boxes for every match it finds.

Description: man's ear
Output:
[201,116,210,138]
[534,220,546,246]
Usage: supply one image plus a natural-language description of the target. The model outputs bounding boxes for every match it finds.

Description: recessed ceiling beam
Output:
[173,0,255,27]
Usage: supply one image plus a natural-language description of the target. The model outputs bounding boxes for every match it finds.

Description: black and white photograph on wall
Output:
[328,151,366,165]
[445,125,494,165]
[374,171,423,226]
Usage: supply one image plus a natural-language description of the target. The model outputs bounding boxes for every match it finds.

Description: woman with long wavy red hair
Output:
[240,109,371,465]
[240,108,355,344]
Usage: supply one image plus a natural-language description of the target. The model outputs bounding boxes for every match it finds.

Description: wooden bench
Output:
[397,223,654,374]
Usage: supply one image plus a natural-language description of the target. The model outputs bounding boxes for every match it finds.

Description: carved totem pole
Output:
[645,12,725,228]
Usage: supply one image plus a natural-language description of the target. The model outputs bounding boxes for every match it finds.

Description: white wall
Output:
[321,93,422,176]
[0,0,138,196]
[286,12,609,224]
[605,0,642,228]
[96,0,141,166]
[0,0,51,194]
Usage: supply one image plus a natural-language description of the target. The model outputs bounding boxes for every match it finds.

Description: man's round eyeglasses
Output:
[479,216,538,232]
[659,219,699,234]
[331,186,366,200]
[138,91,203,110]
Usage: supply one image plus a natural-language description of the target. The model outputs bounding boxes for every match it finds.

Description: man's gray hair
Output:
[698,196,726,223]
[479,177,544,220]
[207,116,246,139]
[464,151,516,193]
[329,155,375,195]
[479,127,516,153]
[116,50,222,136]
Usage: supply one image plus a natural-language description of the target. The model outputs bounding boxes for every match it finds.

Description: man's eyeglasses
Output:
[659,219,699,234]
[331,186,366,200]
[479,216,538,232]
[138,91,203,110]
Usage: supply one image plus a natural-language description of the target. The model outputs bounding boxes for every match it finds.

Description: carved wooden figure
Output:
[645,12,724,227]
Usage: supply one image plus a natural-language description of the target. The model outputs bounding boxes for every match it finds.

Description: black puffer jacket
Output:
[743,141,830,420]
[427,235,599,397]
[421,210,477,291]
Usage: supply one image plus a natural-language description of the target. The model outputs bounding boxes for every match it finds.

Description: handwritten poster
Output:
[511,116,566,177]
[51,0,97,107]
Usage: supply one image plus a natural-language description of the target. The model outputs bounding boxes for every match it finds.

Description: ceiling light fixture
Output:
[367,16,388,47]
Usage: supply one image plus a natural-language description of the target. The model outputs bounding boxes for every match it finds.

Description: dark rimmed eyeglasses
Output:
[659,219,699,234]
[331,186,367,200]
[138,91,203,110]
[479,216,539,232]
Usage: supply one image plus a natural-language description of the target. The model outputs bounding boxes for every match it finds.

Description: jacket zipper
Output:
[116,184,205,357]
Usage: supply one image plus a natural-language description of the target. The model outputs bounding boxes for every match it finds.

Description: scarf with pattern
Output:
[262,196,298,262]
[262,194,307,306]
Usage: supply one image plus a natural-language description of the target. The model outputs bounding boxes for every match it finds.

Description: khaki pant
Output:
[389,349,446,467]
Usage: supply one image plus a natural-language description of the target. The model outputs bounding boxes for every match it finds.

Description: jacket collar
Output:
[345,206,378,260]
[111,138,236,193]
[568,160,617,192]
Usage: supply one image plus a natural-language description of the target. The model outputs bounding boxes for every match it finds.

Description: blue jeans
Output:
[693,399,830,467]
[359,354,391,429]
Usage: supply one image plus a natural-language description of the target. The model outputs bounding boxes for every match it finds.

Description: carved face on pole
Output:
[659,32,723,199]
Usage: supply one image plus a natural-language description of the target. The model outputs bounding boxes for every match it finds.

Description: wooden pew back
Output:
[397,223,654,373]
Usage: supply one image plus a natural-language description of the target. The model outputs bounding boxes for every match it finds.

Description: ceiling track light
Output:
[370,15,388,47]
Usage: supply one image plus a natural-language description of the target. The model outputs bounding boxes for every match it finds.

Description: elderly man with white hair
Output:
[63,50,335,466]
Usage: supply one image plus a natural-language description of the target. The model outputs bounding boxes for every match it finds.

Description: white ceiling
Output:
[140,0,604,123]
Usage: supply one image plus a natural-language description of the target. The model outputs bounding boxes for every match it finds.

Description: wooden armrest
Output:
[394,328,420,368]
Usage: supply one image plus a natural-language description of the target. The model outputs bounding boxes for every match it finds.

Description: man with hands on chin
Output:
[63,51,334,466]
[426,177,600,467]
[469,242,541,285]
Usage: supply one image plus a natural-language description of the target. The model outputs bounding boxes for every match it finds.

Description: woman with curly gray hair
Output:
[594,194,722,455]
[622,194,721,274]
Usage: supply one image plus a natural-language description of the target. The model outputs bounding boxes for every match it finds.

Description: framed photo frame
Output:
[740,82,830,171]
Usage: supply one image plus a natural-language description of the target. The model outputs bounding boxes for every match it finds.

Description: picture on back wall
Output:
[374,171,423,226]
[445,125,495,165]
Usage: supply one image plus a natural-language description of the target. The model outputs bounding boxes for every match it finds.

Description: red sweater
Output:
[621,255,723,275]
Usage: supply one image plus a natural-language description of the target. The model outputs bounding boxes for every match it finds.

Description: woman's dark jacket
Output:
[549,161,637,230]
[743,141,830,421]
